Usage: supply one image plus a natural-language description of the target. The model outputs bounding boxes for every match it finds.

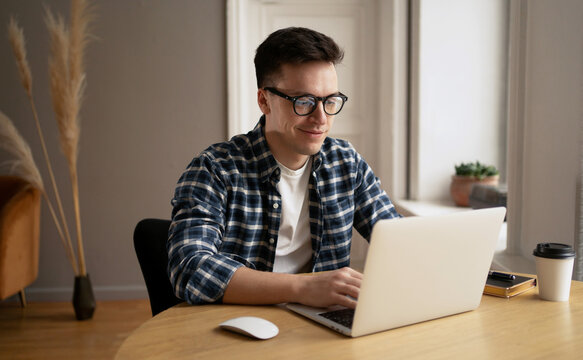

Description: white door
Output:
[227,0,408,269]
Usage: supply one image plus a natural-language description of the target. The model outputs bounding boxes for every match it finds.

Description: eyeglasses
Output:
[264,87,348,116]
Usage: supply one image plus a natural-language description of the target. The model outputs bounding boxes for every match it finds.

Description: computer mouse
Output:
[219,316,279,340]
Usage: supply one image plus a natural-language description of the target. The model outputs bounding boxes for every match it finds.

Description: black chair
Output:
[133,218,183,316]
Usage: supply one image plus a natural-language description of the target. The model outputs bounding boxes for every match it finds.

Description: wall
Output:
[0,0,227,300]
[507,0,583,273]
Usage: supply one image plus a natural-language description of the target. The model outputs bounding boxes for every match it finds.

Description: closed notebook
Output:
[483,274,536,298]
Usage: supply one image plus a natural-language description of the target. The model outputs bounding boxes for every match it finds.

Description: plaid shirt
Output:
[168,118,401,304]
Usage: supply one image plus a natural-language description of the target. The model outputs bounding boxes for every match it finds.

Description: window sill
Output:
[393,199,509,257]
[394,199,537,273]
[394,199,466,217]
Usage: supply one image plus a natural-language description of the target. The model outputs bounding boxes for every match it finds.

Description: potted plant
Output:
[450,161,499,207]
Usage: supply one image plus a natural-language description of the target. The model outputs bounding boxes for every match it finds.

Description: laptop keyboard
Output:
[318,308,355,329]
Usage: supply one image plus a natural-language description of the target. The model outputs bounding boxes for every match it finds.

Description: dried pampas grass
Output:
[0,111,42,190]
[46,0,93,276]
[0,111,77,270]
[7,18,32,98]
[69,0,92,99]
[6,0,94,277]
[8,16,76,273]
[46,10,81,170]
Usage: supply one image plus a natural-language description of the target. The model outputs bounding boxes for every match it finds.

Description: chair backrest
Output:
[133,218,182,316]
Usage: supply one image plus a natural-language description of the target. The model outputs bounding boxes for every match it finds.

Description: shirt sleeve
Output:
[167,154,245,304]
[351,150,402,240]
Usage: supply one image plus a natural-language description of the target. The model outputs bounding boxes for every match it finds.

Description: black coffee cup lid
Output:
[533,243,576,259]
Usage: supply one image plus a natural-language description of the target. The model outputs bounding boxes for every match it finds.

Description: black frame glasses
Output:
[264,87,348,116]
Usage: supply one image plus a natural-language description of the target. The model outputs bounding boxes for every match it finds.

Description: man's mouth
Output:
[299,128,325,136]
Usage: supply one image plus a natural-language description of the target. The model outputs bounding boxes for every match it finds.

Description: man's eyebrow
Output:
[285,89,341,97]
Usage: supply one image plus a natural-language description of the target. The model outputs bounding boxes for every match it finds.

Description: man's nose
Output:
[309,101,328,124]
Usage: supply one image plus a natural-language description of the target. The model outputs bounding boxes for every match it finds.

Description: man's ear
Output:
[257,89,271,115]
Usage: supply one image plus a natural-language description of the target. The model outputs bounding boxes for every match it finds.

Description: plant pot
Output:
[450,175,499,207]
[72,274,96,320]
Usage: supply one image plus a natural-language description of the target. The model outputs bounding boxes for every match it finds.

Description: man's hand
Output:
[295,267,362,309]
[223,266,362,308]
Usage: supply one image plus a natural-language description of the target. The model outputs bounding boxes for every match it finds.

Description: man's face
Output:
[258,61,338,170]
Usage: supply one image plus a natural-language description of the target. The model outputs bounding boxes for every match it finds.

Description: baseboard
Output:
[8,285,149,302]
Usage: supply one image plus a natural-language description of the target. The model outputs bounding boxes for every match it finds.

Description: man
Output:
[168,27,400,309]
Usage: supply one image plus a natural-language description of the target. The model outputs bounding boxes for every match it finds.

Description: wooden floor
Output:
[0,299,151,359]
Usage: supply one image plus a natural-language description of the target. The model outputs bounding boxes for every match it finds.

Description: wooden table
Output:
[116,280,582,359]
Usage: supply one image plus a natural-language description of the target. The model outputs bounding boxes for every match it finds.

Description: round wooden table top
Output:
[116,280,582,360]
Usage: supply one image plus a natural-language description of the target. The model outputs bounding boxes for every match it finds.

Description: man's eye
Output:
[295,97,315,107]
[325,97,343,107]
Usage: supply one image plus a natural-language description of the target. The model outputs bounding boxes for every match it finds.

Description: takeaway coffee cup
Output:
[533,243,576,301]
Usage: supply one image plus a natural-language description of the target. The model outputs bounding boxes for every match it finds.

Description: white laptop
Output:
[286,207,506,337]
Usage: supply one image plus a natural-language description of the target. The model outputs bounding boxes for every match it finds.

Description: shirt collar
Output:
[250,116,280,184]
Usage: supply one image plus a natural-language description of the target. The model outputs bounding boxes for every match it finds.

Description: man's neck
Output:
[264,129,310,170]
[273,153,309,171]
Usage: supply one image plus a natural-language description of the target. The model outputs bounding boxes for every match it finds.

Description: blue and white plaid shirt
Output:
[168,117,401,304]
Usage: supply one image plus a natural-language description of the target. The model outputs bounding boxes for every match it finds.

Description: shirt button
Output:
[273,203,279,209]
[269,238,275,244]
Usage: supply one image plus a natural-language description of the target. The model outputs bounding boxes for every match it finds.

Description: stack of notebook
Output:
[483,272,537,298]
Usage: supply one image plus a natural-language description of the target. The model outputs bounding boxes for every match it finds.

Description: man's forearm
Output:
[222,267,302,304]
[222,266,362,309]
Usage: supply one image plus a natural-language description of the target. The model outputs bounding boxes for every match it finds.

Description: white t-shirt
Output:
[272,158,313,274]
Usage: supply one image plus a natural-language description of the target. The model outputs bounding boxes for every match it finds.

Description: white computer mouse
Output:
[219,316,279,340]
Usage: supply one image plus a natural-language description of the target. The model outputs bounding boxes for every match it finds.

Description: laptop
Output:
[286,207,506,337]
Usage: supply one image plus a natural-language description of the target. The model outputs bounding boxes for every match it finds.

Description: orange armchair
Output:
[0,176,41,306]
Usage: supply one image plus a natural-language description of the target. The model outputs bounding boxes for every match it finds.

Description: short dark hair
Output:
[254,27,344,88]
